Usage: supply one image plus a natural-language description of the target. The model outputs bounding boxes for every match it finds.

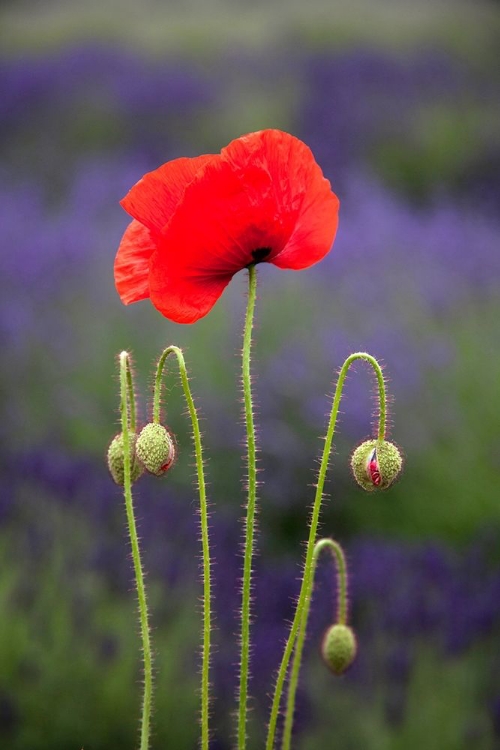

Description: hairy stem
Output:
[119,351,153,750]
[312,538,349,625]
[238,264,258,750]
[153,346,212,750]
[265,352,386,750]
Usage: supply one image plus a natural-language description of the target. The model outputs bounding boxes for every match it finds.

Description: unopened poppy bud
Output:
[107,432,144,486]
[321,623,357,675]
[351,439,403,492]
[136,423,176,476]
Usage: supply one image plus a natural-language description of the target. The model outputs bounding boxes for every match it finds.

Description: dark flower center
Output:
[251,247,272,263]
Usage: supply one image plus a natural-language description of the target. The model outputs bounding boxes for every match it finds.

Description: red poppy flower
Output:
[114,129,339,323]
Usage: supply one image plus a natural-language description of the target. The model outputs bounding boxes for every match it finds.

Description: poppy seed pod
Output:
[136,423,176,476]
[351,439,403,492]
[321,623,357,675]
[107,432,144,486]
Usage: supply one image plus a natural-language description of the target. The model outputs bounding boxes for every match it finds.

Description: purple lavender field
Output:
[1,4,500,748]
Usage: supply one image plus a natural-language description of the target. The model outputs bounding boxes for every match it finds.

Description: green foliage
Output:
[0,529,199,750]
[301,643,494,750]
[372,102,500,201]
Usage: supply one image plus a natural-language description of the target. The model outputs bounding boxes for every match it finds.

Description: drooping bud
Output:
[351,439,403,492]
[107,432,144,486]
[136,422,176,477]
[321,623,357,675]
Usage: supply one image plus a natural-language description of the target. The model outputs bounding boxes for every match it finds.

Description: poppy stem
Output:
[238,263,259,750]
[152,346,212,750]
[119,351,153,750]
[312,538,349,626]
[266,353,387,750]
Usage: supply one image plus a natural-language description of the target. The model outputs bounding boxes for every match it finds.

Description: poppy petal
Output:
[153,132,309,279]
[149,258,233,323]
[114,219,155,304]
[222,129,339,271]
[272,188,339,270]
[120,154,216,234]
[154,155,286,277]
[220,129,311,262]
[114,130,340,322]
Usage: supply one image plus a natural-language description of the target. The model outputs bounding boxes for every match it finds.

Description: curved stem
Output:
[119,351,153,750]
[312,538,349,626]
[238,264,258,750]
[153,346,212,750]
[266,352,386,750]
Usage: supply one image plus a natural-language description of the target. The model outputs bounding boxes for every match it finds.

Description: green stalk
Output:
[312,538,349,625]
[153,346,212,750]
[238,264,258,750]
[265,352,387,750]
[119,351,153,750]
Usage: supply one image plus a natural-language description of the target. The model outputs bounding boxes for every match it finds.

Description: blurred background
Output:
[1,0,500,747]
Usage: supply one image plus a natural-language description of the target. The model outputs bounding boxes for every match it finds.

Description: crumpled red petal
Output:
[147,130,338,322]
[114,219,156,304]
[115,130,339,323]
[149,263,233,323]
[120,154,215,234]
[272,182,339,270]
[147,156,290,322]
[223,130,339,270]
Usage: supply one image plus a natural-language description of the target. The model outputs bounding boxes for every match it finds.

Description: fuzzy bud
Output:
[321,623,357,675]
[107,432,144,486]
[351,439,403,492]
[136,422,176,476]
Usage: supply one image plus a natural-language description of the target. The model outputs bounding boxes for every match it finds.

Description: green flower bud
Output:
[107,432,144,486]
[351,439,403,492]
[321,623,357,675]
[136,422,176,477]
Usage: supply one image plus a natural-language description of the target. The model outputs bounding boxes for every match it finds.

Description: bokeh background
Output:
[1,0,500,748]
